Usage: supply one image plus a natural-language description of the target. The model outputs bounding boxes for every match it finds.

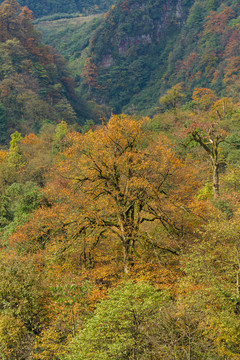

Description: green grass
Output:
[37,14,103,39]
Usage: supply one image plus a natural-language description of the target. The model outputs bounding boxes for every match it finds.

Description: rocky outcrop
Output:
[94,0,187,68]
[82,0,194,111]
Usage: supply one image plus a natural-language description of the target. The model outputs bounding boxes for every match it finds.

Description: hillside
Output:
[0,0,115,17]
[0,0,94,143]
[36,13,103,75]
[162,0,240,101]
[40,0,240,113]
[1,0,240,358]
[84,0,240,112]
[74,0,193,113]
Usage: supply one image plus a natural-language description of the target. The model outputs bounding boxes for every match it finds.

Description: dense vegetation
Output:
[0,0,97,143]
[36,14,104,80]
[1,94,240,358]
[39,0,240,113]
[0,0,240,358]
[0,0,115,17]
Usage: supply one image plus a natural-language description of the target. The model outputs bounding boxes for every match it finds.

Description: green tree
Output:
[67,280,220,359]
[189,124,226,198]
[179,210,240,359]
[7,130,23,166]
[0,181,43,240]
[159,84,186,113]
[52,120,68,153]
[67,281,165,360]
[0,254,50,359]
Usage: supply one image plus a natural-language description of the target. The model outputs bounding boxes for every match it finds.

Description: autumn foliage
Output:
[0,0,240,358]
[0,100,238,357]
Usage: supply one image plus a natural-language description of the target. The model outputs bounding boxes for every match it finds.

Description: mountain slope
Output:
[43,0,240,113]
[162,0,240,100]
[82,0,240,112]
[80,0,193,112]
[0,0,93,143]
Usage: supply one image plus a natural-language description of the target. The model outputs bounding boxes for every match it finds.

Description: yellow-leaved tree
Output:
[54,114,201,275]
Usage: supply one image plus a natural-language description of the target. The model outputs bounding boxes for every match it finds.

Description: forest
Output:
[0,0,116,17]
[0,0,240,359]
[40,0,240,113]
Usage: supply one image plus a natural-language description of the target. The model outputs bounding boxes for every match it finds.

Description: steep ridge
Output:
[162,0,240,102]
[54,0,240,113]
[0,0,92,143]
[81,0,194,112]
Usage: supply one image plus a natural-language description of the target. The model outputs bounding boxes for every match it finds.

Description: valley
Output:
[0,0,239,358]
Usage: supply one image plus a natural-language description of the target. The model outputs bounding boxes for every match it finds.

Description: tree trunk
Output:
[123,242,135,277]
[212,161,220,199]
[211,139,220,199]
[123,246,129,276]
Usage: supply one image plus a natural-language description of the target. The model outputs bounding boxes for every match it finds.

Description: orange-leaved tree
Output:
[10,115,202,279]
[55,114,201,275]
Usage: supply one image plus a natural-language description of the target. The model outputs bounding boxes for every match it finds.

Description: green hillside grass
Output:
[37,14,104,93]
